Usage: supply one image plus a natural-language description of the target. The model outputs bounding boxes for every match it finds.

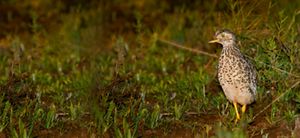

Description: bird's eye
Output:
[221,34,225,37]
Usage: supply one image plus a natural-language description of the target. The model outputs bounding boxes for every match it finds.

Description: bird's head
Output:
[209,29,237,46]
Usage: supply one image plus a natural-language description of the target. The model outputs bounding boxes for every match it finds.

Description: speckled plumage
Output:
[209,29,257,121]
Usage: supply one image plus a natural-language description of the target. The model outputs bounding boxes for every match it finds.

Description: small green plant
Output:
[45,104,56,129]
[0,101,11,132]
[28,107,44,136]
[93,101,115,134]
[146,104,161,129]
[174,102,184,120]
[215,124,247,138]
[104,101,115,132]
[284,110,295,124]
[114,118,133,138]
[11,119,28,138]
[131,103,147,137]
[69,102,76,120]
[266,104,279,125]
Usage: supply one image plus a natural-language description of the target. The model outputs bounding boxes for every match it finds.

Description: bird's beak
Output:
[209,39,219,43]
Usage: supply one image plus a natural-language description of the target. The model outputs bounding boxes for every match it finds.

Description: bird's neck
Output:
[222,41,237,48]
[221,42,241,56]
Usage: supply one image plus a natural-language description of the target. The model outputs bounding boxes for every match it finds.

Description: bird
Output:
[209,29,257,122]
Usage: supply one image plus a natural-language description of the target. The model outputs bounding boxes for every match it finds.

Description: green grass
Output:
[0,0,300,137]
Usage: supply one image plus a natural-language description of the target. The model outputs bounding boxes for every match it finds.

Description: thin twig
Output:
[252,80,300,120]
[158,38,218,58]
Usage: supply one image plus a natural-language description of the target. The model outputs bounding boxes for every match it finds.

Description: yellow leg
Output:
[242,104,246,114]
[233,102,240,122]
